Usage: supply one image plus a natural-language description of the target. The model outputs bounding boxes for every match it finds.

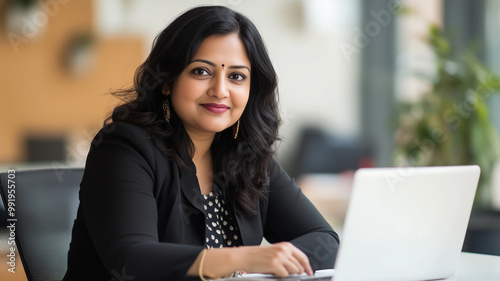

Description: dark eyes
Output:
[191,68,247,81]
[192,68,210,76]
[228,73,246,81]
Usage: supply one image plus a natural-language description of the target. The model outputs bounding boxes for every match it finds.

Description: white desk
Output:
[231,252,500,280]
[446,252,500,281]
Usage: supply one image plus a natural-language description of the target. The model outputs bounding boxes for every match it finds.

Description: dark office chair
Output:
[0,168,83,281]
[463,210,500,256]
[290,127,373,178]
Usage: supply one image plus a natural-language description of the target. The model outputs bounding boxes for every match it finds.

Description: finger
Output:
[270,243,302,276]
[283,258,303,275]
[291,247,313,275]
[290,254,306,274]
[279,243,303,275]
[273,265,290,278]
[276,242,308,275]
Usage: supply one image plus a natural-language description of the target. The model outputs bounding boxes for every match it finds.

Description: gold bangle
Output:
[199,249,208,281]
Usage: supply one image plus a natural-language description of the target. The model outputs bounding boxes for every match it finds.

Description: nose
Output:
[208,73,228,99]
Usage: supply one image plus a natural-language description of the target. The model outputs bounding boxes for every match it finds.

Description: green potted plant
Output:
[394,25,500,209]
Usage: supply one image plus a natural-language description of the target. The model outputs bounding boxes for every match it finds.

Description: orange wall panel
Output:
[0,1,144,163]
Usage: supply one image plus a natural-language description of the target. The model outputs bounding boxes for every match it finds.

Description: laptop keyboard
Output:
[218,270,334,281]
[260,276,331,280]
[220,275,332,281]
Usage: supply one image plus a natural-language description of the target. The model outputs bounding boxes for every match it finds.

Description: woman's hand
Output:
[237,242,313,277]
[188,242,313,278]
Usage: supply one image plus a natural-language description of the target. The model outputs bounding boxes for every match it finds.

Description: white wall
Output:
[93,0,361,166]
[395,0,443,103]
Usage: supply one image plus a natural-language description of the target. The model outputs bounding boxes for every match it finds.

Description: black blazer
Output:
[63,122,339,281]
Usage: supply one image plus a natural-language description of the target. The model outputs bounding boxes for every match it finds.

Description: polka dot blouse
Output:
[202,190,241,249]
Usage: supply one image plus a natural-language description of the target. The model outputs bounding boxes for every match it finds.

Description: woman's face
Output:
[167,33,251,139]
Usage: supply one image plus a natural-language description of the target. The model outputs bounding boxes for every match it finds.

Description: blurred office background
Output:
[1,0,500,279]
[1,0,499,174]
[0,0,363,169]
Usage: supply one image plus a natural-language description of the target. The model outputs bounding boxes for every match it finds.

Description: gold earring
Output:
[163,98,171,122]
[233,119,240,139]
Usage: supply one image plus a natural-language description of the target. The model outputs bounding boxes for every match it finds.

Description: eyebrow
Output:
[188,59,250,71]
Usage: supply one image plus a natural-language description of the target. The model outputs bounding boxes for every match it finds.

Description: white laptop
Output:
[226,165,480,281]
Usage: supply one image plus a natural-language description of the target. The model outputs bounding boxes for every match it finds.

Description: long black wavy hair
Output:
[105,6,281,215]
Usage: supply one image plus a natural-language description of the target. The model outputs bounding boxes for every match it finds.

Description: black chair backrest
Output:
[291,127,372,177]
[0,168,83,281]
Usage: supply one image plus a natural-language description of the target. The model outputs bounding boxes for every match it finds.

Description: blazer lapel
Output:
[234,201,264,246]
[179,165,264,246]
[179,168,206,214]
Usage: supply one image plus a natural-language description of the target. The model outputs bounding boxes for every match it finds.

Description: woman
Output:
[63,5,339,281]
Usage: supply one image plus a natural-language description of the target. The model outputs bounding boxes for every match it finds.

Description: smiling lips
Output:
[201,103,230,114]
